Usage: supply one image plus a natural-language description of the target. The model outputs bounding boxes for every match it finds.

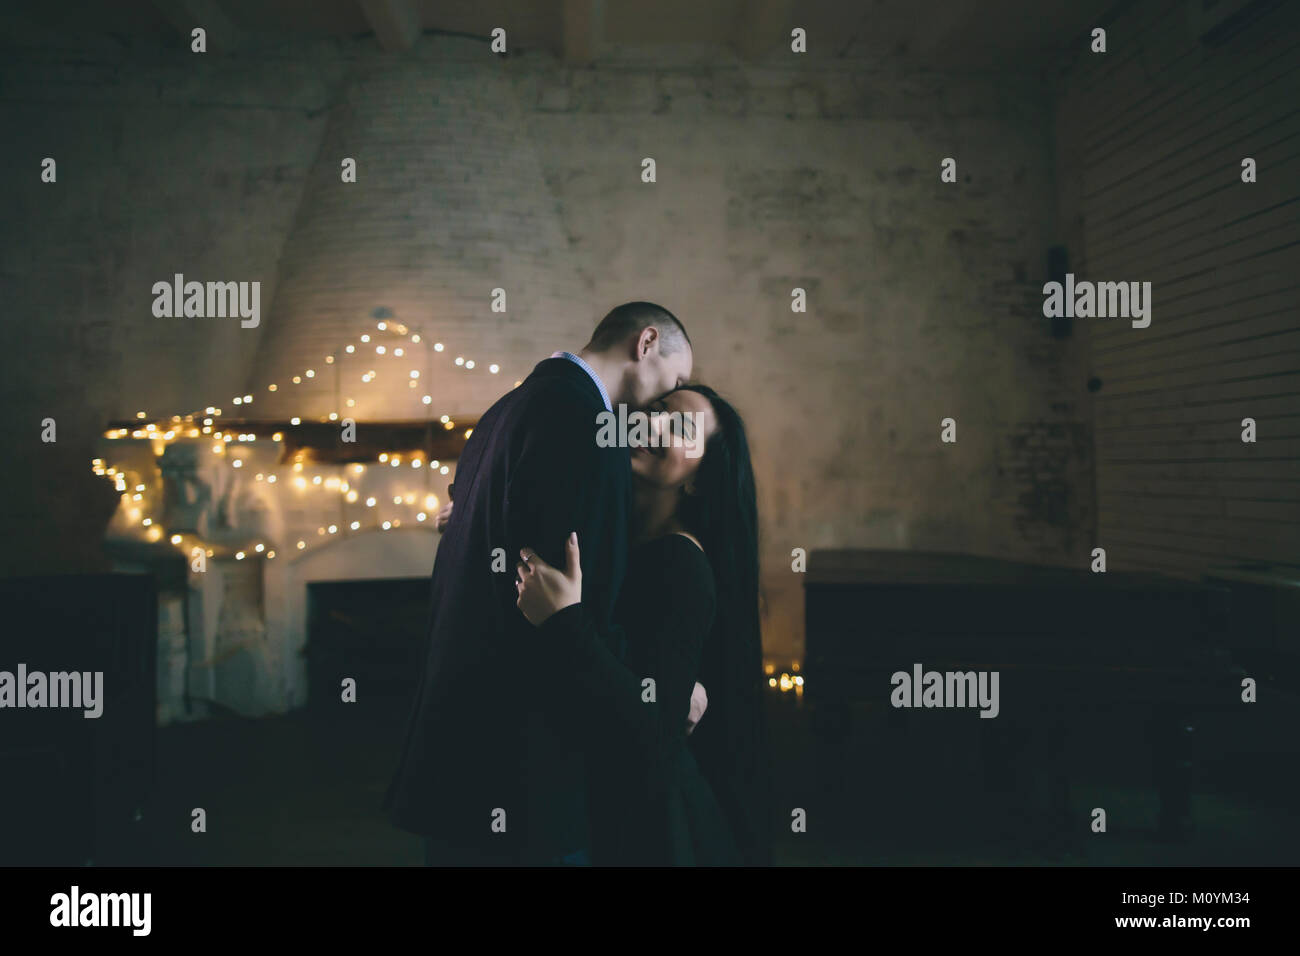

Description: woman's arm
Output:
[518,536,714,796]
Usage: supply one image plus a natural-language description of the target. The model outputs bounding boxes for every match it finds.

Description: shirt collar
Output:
[551,350,612,413]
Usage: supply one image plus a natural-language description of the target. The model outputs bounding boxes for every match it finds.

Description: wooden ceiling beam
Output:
[358,0,422,52]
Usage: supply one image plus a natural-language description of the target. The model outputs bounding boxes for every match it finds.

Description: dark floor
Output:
[103,690,1300,866]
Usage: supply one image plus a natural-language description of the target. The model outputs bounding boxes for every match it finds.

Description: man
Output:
[383,302,694,865]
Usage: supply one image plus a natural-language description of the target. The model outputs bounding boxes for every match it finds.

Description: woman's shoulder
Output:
[637,533,715,598]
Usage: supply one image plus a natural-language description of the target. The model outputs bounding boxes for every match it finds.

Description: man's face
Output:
[629,343,693,409]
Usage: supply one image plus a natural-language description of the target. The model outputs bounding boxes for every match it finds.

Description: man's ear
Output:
[637,325,659,359]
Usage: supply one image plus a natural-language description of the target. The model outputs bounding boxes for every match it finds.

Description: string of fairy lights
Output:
[94,314,524,563]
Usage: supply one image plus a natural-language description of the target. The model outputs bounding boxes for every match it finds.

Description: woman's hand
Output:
[515,532,582,626]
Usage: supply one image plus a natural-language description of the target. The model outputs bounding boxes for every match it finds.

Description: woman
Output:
[515,385,772,865]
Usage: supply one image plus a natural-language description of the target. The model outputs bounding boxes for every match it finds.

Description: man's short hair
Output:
[585,302,691,356]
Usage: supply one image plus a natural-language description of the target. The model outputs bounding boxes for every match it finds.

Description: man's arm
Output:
[503,393,627,657]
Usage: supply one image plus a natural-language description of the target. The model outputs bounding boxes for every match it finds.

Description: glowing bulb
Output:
[254,543,265,553]
[489,364,499,374]
[440,415,449,424]
[434,343,444,352]
[170,534,182,545]
[465,360,475,369]
[351,521,360,530]
[366,497,376,508]
[360,334,370,343]
[305,369,315,378]
[328,525,338,534]
[292,376,301,384]
[346,345,355,354]
[269,384,278,392]
[454,357,464,366]
[440,466,449,475]
[297,540,306,550]
[291,417,301,425]
[346,490,358,503]
[422,395,432,405]
[411,334,420,343]
[410,370,419,379]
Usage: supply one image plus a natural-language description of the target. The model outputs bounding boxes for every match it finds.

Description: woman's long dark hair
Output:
[673,384,773,865]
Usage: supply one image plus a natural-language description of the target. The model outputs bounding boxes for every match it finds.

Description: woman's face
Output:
[630,388,716,492]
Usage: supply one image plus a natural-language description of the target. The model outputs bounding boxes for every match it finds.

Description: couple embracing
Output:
[383,302,772,866]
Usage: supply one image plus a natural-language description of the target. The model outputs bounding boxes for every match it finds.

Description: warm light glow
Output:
[292,376,301,384]
[424,494,438,510]
[236,551,246,560]
[297,541,306,550]
[422,395,431,405]
[360,334,370,343]
[350,521,360,530]
[254,543,265,553]
[417,512,427,521]
[305,369,315,378]
[294,477,307,490]
[409,370,419,379]
[465,360,475,370]
[439,415,449,424]
[345,490,358,503]
[170,534,182,545]
[269,384,277,392]
[328,525,338,534]
[439,466,449,475]
[434,343,444,352]
[366,497,376,508]
[464,428,473,439]
[454,357,464,366]
[489,365,499,374]
[291,417,301,425]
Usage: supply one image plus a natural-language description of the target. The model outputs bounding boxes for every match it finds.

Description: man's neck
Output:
[576,348,621,407]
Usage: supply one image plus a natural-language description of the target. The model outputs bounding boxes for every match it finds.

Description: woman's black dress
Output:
[537,533,741,865]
